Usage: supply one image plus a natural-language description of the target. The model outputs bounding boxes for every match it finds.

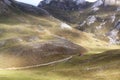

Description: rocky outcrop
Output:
[0,0,12,15]
[104,0,120,6]
[76,5,120,45]
[38,0,120,45]
[39,0,88,11]
[38,0,92,23]
[107,21,120,44]
[60,22,72,30]
[92,0,103,8]
[92,0,120,8]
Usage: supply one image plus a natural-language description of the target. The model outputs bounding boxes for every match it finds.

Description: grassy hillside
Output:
[1,2,120,68]
[0,12,89,67]
[0,1,120,80]
[0,49,119,80]
[0,0,89,68]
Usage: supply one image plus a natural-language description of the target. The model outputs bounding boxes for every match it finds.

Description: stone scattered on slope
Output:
[86,15,96,25]
[60,22,72,30]
[92,0,103,8]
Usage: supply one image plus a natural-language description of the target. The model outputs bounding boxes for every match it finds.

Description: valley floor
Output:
[0,48,120,80]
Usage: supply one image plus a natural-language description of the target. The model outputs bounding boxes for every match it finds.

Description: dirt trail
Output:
[0,56,72,70]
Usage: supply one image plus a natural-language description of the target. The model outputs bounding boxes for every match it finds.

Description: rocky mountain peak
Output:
[92,0,103,8]
[42,0,86,5]
[39,0,89,11]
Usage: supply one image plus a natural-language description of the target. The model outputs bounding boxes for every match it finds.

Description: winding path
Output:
[0,56,73,70]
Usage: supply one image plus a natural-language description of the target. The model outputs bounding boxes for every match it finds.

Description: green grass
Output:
[0,15,87,68]
[0,6,120,80]
[0,49,119,80]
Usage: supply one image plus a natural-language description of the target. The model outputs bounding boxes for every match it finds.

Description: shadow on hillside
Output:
[0,16,21,25]
[44,49,120,80]
[66,49,120,66]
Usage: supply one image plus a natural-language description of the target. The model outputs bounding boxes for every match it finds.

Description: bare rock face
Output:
[104,0,120,6]
[38,0,92,23]
[107,21,120,44]
[4,0,12,5]
[92,0,103,8]
[0,0,12,15]
[77,7,120,45]
[39,0,91,11]
[92,0,120,8]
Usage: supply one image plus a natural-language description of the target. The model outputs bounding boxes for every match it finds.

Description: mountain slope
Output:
[0,0,87,68]
[39,0,120,44]
[39,0,92,23]
[0,1,120,80]
[76,5,120,44]
[0,0,119,69]
[0,49,119,80]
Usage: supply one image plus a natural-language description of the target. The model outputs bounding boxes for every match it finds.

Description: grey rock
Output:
[39,0,90,11]
[87,16,96,25]
[0,41,6,47]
